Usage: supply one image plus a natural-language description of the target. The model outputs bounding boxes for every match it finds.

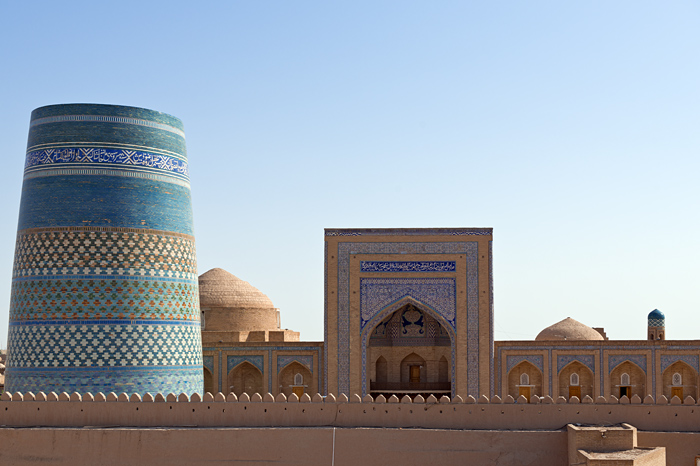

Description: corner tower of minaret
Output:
[648,309,665,340]
[5,104,203,395]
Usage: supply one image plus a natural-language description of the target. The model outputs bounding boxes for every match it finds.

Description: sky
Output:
[0,1,699,346]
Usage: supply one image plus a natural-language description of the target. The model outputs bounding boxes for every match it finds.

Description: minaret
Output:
[5,104,203,395]
[648,309,665,340]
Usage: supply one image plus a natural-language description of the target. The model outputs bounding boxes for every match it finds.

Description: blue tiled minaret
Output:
[5,104,203,395]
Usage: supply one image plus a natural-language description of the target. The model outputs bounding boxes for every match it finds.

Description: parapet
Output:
[1,391,699,432]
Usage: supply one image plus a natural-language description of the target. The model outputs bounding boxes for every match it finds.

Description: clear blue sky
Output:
[0,1,699,346]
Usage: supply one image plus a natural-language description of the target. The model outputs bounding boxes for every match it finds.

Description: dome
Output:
[535,317,604,341]
[648,309,665,327]
[198,268,275,309]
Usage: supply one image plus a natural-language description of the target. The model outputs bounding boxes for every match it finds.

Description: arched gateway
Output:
[364,302,454,399]
[324,228,494,399]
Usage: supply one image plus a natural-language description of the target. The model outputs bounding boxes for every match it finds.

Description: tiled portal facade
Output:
[4,104,203,395]
[324,228,493,399]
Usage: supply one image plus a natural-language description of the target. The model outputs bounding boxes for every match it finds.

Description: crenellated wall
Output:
[2,391,700,432]
[3,392,700,465]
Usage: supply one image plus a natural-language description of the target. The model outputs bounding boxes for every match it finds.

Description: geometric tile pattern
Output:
[557,355,595,373]
[25,147,189,180]
[203,355,214,373]
[277,355,313,374]
[660,354,699,373]
[608,354,647,373]
[7,321,202,368]
[10,277,199,321]
[3,366,202,395]
[12,228,197,280]
[648,318,665,327]
[360,261,456,272]
[359,278,457,331]
[227,355,264,374]
[5,104,202,396]
[506,355,544,373]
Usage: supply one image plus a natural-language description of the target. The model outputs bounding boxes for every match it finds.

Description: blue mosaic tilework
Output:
[23,167,191,189]
[360,261,456,272]
[333,239,481,396]
[277,355,314,374]
[324,240,328,394]
[227,355,264,374]
[18,175,194,235]
[506,355,544,373]
[10,277,198,321]
[30,114,185,139]
[203,356,214,373]
[660,354,699,373]
[5,366,201,395]
[13,228,197,280]
[5,104,202,396]
[369,305,451,346]
[465,242,479,396]
[25,147,188,180]
[28,104,186,157]
[326,228,492,236]
[6,321,201,368]
[648,318,665,327]
[360,278,456,330]
[609,354,647,373]
[557,355,595,373]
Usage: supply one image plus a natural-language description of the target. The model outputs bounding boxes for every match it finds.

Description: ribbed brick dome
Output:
[199,268,275,309]
[535,317,604,341]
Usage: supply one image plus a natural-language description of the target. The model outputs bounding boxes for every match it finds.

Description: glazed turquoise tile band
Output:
[5,104,203,396]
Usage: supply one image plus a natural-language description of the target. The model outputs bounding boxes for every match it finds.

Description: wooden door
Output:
[672,387,683,401]
[410,365,421,383]
[292,386,304,398]
[518,386,531,401]
[569,386,581,399]
[619,386,630,398]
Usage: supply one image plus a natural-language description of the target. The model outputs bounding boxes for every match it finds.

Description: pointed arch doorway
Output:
[363,300,455,399]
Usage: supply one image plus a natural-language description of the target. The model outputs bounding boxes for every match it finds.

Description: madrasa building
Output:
[202,228,700,404]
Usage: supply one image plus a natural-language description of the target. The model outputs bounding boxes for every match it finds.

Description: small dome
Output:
[535,317,604,341]
[648,309,665,327]
[198,268,275,309]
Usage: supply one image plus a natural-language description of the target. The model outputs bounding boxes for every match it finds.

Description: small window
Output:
[294,373,303,385]
[570,373,580,386]
[673,373,682,386]
[520,373,529,385]
[621,373,630,386]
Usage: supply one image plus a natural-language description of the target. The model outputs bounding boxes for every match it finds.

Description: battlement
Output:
[2,391,700,432]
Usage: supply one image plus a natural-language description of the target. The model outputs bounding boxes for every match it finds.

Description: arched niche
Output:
[610,360,646,399]
[558,361,594,400]
[363,299,454,397]
[375,356,388,383]
[662,360,697,402]
[227,361,263,397]
[507,361,542,400]
[279,361,313,397]
[203,367,214,395]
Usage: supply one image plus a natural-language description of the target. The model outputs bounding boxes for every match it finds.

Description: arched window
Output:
[570,373,579,386]
[520,373,529,385]
[621,373,630,386]
[294,373,303,385]
[672,373,682,386]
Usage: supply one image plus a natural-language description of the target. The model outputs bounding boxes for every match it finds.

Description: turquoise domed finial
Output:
[648,309,665,327]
